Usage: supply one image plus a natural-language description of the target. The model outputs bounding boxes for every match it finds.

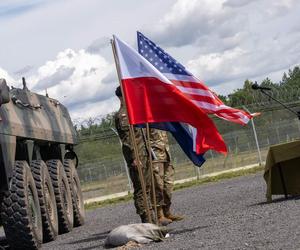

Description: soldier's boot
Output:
[140,213,150,223]
[140,211,155,223]
[163,206,184,222]
[157,207,172,226]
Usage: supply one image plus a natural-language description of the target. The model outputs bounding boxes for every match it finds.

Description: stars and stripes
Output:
[137,31,253,125]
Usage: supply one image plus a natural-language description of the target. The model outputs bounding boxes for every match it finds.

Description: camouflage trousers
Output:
[128,160,152,215]
[152,161,174,208]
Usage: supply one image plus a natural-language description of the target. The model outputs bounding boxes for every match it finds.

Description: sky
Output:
[0,0,299,122]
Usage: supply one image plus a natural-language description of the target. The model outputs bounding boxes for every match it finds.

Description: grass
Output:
[81,149,268,197]
[85,193,133,210]
[84,164,264,210]
[174,164,263,190]
[82,175,128,192]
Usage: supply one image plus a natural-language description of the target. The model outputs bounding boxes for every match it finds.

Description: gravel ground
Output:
[1,172,300,250]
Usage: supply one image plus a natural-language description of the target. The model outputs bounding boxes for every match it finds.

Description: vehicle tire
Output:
[31,160,59,242]
[0,192,3,226]
[47,159,73,234]
[1,161,43,249]
[64,159,85,227]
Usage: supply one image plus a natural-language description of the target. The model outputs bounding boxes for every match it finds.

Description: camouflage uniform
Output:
[114,105,152,217]
[149,129,174,210]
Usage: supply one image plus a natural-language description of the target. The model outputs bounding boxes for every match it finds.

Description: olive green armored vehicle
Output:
[0,78,85,249]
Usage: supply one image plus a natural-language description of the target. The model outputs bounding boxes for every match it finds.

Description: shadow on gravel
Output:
[169,225,210,235]
[65,230,112,250]
[64,225,210,250]
[76,246,104,250]
[68,230,111,245]
[249,195,300,207]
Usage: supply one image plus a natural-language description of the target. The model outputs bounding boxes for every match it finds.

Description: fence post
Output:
[110,127,133,192]
[243,106,262,166]
[275,126,280,143]
[194,164,200,180]
[88,168,92,182]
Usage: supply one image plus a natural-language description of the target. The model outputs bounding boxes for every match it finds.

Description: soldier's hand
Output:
[132,159,137,167]
[132,159,141,168]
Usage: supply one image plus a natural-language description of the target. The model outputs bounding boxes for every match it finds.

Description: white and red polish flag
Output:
[137,32,255,125]
[113,35,227,154]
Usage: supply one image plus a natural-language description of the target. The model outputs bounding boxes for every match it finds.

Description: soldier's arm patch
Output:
[120,114,129,128]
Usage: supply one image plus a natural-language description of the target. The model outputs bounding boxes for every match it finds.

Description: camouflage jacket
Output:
[149,128,170,162]
[114,105,147,166]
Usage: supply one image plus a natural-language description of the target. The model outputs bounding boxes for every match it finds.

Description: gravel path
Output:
[1,172,300,249]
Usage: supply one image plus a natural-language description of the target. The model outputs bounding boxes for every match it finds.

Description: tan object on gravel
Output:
[104,223,169,247]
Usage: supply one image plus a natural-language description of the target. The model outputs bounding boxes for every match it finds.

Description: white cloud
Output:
[0,0,174,73]
[223,0,252,8]
[145,0,300,95]
[150,0,228,47]
[13,65,34,77]
[0,67,15,83]
[0,46,119,120]
[71,97,118,122]
[35,65,75,90]
[150,0,299,48]
[188,47,247,82]
[24,47,117,119]
[86,37,110,55]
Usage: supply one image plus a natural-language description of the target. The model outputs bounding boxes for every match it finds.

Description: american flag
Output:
[137,31,253,125]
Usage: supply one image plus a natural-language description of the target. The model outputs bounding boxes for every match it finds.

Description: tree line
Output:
[220,65,300,107]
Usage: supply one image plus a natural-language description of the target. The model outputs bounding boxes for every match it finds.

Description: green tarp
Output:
[264,140,300,202]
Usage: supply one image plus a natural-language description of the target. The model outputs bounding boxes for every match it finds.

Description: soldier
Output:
[114,86,152,223]
[150,128,184,225]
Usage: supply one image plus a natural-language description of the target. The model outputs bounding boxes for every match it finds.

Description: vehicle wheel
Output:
[1,161,43,249]
[64,159,85,226]
[0,192,3,226]
[47,159,73,234]
[31,160,59,242]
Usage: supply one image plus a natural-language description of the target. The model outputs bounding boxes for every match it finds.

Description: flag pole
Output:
[144,124,158,224]
[111,37,152,223]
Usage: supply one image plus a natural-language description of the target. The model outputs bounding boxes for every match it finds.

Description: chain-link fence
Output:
[76,103,300,200]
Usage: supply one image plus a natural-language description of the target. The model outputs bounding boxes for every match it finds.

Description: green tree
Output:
[260,77,275,88]
[227,79,254,106]
[217,94,228,105]
[280,66,300,87]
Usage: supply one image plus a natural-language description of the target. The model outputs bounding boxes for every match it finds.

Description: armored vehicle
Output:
[0,78,85,249]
